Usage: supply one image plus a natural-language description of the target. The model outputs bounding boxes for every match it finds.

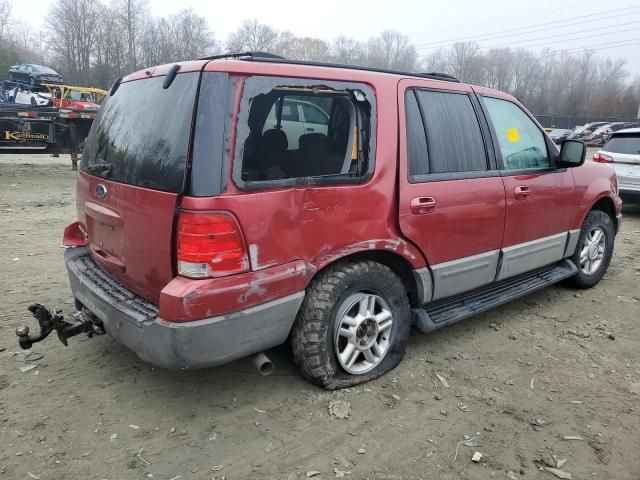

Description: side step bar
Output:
[413,259,577,333]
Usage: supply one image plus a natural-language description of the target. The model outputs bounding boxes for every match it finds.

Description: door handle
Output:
[514,186,532,200]
[410,196,437,214]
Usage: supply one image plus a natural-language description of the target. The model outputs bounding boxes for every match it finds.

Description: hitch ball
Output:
[16,325,29,338]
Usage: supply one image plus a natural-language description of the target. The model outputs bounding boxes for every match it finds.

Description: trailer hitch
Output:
[16,303,105,350]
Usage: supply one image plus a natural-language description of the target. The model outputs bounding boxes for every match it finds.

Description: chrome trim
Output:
[563,229,581,258]
[616,213,622,233]
[431,250,500,301]
[497,232,567,281]
[412,267,433,304]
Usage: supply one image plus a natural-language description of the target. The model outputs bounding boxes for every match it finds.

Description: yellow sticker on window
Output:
[506,128,520,143]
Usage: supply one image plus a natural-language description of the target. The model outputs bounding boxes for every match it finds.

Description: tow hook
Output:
[15,303,105,350]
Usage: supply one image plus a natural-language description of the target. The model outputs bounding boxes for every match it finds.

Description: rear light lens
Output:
[63,221,88,247]
[592,153,613,163]
[176,211,249,279]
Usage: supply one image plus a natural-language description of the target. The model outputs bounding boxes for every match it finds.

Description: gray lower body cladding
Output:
[64,247,304,369]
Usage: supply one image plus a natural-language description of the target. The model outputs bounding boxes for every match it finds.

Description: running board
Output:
[413,259,577,333]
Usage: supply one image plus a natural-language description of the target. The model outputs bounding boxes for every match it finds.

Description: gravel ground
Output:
[0,153,639,480]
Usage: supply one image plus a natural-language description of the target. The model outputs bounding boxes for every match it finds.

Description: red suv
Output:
[32,54,623,388]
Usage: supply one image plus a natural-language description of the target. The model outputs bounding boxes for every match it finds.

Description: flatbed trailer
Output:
[0,104,96,169]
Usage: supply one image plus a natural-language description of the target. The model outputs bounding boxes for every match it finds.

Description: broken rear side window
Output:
[234,77,375,188]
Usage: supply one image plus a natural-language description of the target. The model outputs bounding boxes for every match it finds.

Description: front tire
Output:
[291,260,411,389]
[568,210,615,289]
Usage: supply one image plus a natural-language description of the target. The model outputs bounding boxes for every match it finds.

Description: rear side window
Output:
[82,72,199,193]
[604,134,640,154]
[406,89,487,176]
[235,76,375,188]
[483,96,549,170]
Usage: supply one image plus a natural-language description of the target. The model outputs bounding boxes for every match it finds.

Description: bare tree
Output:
[46,0,101,84]
[331,36,365,65]
[226,19,278,52]
[111,0,146,70]
[0,0,12,46]
[365,30,418,71]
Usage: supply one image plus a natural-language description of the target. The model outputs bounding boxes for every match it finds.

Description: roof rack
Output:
[200,51,460,83]
[199,51,286,61]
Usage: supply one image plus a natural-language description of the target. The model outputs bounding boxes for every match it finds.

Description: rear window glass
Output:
[604,134,640,155]
[82,72,199,193]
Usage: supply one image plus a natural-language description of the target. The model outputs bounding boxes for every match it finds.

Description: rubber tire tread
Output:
[291,260,411,390]
[567,210,615,289]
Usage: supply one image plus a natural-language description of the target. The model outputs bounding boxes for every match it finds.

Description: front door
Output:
[479,94,575,280]
[398,80,506,302]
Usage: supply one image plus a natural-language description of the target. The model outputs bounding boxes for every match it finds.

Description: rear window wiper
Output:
[85,162,112,175]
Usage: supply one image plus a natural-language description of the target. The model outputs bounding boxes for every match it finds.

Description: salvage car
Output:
[594,128,640,202]
[16,53,622,389]
[8,64,63,86]
[548,128,572,143]
[6,84,51,106]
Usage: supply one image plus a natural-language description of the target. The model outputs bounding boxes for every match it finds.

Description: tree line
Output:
[1,0,638,118]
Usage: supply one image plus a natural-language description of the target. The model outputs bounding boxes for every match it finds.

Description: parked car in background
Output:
[6,84,51,106]
[262,98,329,149]
[9,64,63,86]
[548,128,572,143]
[594,128,640,202]
[602,122,640,144]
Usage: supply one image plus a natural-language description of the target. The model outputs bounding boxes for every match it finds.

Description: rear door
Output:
[479,94,575,280]
[398,80,506,302]
[79,72,202,303]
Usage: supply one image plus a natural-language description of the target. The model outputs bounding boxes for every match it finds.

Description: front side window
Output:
[483,96,549,170]
[237,78,374,186]
[405,89,488,177]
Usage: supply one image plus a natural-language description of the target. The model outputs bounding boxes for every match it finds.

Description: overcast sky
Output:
[12,0,640,77]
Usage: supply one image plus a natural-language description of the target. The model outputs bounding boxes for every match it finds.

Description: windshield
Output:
[604,134,640,155]
[35,65,58,74]
[82,72,199,193]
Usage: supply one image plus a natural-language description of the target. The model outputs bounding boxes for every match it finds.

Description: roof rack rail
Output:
[239,55,460,83]
[199,51,286,61]
[201,51,460,83]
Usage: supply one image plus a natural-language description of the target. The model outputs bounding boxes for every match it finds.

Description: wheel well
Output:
[313,250,420,307]
[590,197,617,230]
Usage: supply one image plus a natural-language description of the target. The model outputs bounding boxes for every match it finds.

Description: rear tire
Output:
[567,210,615,289]
[291,260,411,389]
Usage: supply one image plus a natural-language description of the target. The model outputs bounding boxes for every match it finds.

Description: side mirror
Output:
[558,139,586,168]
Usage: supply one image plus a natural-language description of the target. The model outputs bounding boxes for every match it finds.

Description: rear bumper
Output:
[64,247,304,369]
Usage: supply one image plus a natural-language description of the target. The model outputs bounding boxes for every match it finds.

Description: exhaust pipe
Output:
[252,352,274,376]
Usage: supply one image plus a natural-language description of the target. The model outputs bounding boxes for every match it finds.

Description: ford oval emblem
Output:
[95,184,107,198]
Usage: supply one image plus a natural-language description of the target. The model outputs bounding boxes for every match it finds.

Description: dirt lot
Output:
[0,154,639,480]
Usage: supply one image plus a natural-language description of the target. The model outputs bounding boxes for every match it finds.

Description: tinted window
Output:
[242,89,362,182]
[483,97,548,170]
[415,90,487,173]
[604,134,640,155]
[82,72,199,193]
[405,91,429,177]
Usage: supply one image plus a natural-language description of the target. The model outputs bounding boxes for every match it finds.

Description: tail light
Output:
[176,211,249,279]
[63,221,88,247]
[592,153,613,163]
